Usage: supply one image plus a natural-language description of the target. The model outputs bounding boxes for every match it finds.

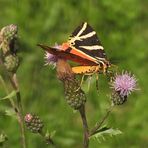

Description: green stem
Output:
[0,74,26,148]
[79,105,89,148]
[9,73,26,148]
[0,75,17,111]
[89,105,113,137]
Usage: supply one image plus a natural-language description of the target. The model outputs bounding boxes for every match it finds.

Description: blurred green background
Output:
[0,0,147,147]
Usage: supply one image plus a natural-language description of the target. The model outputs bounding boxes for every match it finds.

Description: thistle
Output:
[56,59,86,110]
[3,54,19,73]
[44,46,87,110]
[110,71,137,105]
[44,44,61,67]
[44,51,58,67]
[24,113,54,145]
[24,113,44,133]
[0,24,19,73]
[0,24,18,54]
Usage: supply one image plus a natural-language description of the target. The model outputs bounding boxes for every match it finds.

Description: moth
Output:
[38,22,111,76]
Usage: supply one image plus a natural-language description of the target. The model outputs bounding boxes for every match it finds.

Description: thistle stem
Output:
[89,105,113,137]
[0,73,26,148]
[8,73,26,148]
[0,75,17,111]
[79,105,89,148]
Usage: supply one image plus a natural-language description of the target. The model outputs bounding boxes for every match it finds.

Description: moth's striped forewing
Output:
[38,22,110,74]
[64,22,109,66]
[38,44,97,66]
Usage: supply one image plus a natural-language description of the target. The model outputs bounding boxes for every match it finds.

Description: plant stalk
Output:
[0,74,26,148]
[0,75,17,111]
[79,105,89,148]
[89,105,113,137]
[9,73,26,148]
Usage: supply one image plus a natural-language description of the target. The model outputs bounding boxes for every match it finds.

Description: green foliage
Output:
[0,132,8,146]
[0,0,147,147]
[90,126,122,143]
[0,91,16,101]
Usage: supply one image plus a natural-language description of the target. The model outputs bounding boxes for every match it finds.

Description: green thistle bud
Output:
[64,78,86,110]
[3,54,19,73]
[56,59,86,110]
[0,24,18,54]
[111,91,127,105]
[0,24,17,42]
[0,24,19,73]
[24,113,44,133]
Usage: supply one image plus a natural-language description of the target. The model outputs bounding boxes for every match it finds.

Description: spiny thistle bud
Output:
[0,24,17,43]
[111,91,127,105]
[3,54,19,73]
[64,78,86,110]
[0,24,19,73]
[110,71,137,105]
[24,113,44,133]
[42,48,87,109]
[56,59,86,110]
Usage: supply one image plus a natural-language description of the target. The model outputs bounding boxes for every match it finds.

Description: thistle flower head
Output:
[24,113,44,133]
[110,71,137,105]
[111,71,137,97]
[44,52,58,67]
[56,59,86,110]
[8,24,17,35]
[0,24,17,42]
[24,113,33,122]
[44,44,62,67]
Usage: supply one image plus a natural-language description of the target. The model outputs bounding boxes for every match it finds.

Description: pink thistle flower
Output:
[24,113,33,123]
[44,44,62,67]
[24,113,44,133]
[44,52,58,67]
[111,71,137,98]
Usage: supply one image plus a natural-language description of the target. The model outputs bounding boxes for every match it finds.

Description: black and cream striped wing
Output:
[68,22,107,64]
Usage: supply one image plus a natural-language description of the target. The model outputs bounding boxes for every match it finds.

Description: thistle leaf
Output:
[90,126,122,142]
[0,132,8,144]
[0,91,16,101]
[45,130,56,139]
[5,108,16,117]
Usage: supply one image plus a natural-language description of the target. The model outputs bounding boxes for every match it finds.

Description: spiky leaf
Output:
[90,126,122,142]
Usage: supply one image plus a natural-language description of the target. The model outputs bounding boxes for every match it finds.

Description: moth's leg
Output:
[102,63,107,74]
[96,73,99,94]
[87,75,92,91]
[110,64,118,71]
[80,74,85,87]
[106,70,115,82]
[75,74,85,92]
[106,64,118,81]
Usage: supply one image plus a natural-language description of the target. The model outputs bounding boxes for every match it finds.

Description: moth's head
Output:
[106,61,118,76]
[105,60,111,68]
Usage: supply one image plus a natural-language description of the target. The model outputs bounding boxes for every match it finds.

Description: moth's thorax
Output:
[61,42,70,51]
